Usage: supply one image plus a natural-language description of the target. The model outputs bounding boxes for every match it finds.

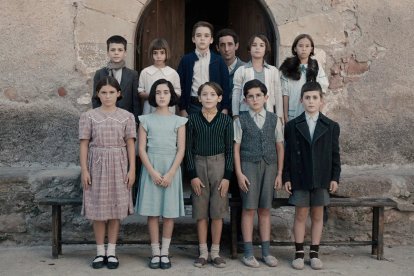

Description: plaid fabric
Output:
[79,108,136,220]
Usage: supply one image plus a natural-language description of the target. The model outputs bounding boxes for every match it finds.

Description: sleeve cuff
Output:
[223,169,233,180]
[188,169,197,180]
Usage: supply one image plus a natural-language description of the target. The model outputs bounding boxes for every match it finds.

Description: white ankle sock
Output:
[93,244,105,262]
[211,244,220,259]
[107,243,116,257]
[161,237,171,263]
[199,243,208,259]
[151,243,161,263]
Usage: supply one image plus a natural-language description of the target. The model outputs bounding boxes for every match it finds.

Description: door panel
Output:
[228,0,276,65]
[136,0,185,72]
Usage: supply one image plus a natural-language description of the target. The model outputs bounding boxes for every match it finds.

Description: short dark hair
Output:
[106,35,127,51]
[192,21,214,37]
[148,79,179,107]
[216,28,239,45]
[94,76,123,104]
[243,79,268,97]
[292,33,315,57]
[301,81,323,98]
[197,82,223,97]
[148,38,171,62]
[247,34,271,59]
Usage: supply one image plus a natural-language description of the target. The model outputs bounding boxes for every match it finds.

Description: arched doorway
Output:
[135,0,278,72]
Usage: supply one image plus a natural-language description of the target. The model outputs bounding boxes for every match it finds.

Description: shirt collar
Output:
[146,65,174,76]
[228,57,238,71]
[245,60,271,69]
[248,108,266,118]
[195,49,210,59]
[305,112,319,122]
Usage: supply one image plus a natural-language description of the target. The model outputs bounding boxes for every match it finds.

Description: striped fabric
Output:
[185,111,234,180]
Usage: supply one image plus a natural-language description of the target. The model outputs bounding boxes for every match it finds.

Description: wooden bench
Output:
[38,197,195,258]
[39,196,397,260]
[229,197,397,260]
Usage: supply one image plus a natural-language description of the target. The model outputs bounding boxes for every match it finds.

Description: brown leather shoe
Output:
[194,257,208,268]
[212,256,226,268]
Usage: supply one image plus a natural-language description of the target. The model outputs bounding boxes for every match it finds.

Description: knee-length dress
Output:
[136,113,187,218]
[79,108,136,220]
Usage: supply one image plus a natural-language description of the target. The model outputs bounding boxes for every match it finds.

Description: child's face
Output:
[216,35,238,63]
[192,27,213,52]
[244,87,268,112]
[294,38,313,61]
[97,85,121,108]
[198,85,222,110]
[301,90,323,116]
[249,37,266,59]
[152,49,166,67]
[107,43,127,63]
[155,83,171,107]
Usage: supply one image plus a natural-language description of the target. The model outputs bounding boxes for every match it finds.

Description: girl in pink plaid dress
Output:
[79,76,136,269]
[136,79,187,269]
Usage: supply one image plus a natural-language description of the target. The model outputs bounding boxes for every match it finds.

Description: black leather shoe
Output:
[106,255,119,269]
[149,255,160,269]
[160,255,171,269]
[91,255,106,269]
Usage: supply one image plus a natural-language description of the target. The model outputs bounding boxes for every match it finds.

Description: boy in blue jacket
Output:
[177,21,230,116]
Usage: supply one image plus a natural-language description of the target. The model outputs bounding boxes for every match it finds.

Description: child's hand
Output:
[218,179,229,198]
[138,91,149,100]
[81,170,91,190]
[179,110,188,117]
[161,172,173,187]
[274,174,282,190]
[284,181,292,195]
[151,171,163,186]
[237,173,250,193]
[191,178,205,196]
[126,170,136,190]
[329,181,338,193]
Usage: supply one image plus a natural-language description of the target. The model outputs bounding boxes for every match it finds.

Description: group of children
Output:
[79,20,340,271]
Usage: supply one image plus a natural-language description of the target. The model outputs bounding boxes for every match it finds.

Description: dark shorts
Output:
[240,160,277,209]
[191,154,229,220]
[288,188,330,207]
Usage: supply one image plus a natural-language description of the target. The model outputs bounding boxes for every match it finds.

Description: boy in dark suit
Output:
[177,21,230,116]
[92,35,141,122]
[283,81,341,270]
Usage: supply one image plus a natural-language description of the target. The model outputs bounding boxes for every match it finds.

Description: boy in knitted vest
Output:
[233,79,284,268]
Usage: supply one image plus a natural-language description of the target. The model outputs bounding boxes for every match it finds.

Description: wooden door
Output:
[136,0,185,72]
[136,0,277,71]
[228,0,276,65]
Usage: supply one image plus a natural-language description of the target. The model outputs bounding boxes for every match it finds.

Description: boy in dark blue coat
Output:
[177,21,230,116]
[283,81,341,270]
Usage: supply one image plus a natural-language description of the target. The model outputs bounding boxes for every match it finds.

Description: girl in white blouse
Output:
[138,38,181,114]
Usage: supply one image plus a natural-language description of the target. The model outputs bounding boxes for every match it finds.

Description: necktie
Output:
[300,64,306,74]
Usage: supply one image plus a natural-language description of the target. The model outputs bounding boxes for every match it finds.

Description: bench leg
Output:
[57,206,62,255]
[371,207,378,256]
[230,205,238,259]
[372,207,385,260]
[52,205,62,259]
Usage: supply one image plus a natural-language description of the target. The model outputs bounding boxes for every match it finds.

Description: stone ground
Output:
[0,244,413,276]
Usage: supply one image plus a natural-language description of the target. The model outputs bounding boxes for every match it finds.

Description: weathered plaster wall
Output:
[1,0,412,166]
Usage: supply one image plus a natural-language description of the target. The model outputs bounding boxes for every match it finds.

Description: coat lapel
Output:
[120,68,128,90]
[312,115,328,143]
[295,113,312,144]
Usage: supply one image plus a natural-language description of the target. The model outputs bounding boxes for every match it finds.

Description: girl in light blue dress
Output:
[136,79,187,269]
